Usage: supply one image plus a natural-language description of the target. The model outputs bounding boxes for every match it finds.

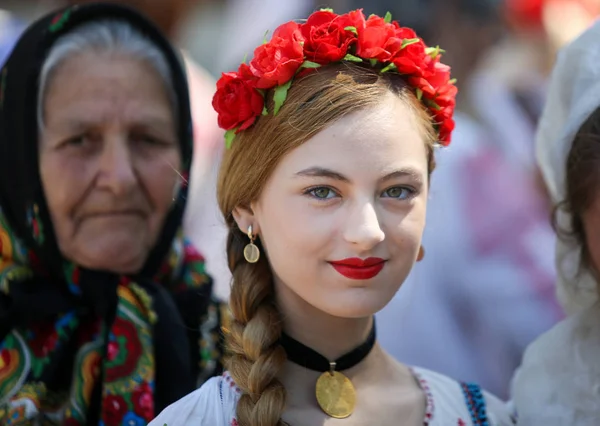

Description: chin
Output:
[77,242,147,274]
[319,294,389,319]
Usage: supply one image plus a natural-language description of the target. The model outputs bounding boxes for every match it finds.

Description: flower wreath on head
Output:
[212,8,457,148]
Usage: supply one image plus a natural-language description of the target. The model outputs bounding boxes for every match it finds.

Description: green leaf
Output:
[344,26,358,35]
[425,99,441,110]
[384,11,392,23]
[343,53,363,63]
[263,29,270,44]
[449,78,457,85]
[241,53,248,64]
[380,63,397,73]
[273,80,293,115]
[320,7,334,12]
[401,38,420,49]
[370,58,378,67]
[262,105,269,116]
[416,88,423,101]
[225,129,236,149]
[425,46,446,58]
[299,60,322,69]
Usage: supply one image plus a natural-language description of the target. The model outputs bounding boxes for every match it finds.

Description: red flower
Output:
[104,317,142,382]
[107,341,119,361]
[408,62,451,99]
[249,22,304,89]
[102,394,128,426]
[212,65,264,131]
[391,34,427,75]
[300,10,356,64]
[434,83,458,109]
[272,20,304,44]
[356,15,404,62]
[132,382,155,421]
[338,9,366,33]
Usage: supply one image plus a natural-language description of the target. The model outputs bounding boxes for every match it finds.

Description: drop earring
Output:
[243,225,260,263]
[417,246,425,262]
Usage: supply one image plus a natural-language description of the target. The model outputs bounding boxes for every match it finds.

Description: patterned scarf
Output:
[0,4,225,425]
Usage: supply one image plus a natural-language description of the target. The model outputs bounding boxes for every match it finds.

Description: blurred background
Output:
[2,0,598,400]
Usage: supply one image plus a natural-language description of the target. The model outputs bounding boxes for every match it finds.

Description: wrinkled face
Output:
[39,53,180,274]
[235,94,430,318]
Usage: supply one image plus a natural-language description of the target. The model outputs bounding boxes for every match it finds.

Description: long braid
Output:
[224,228,287,426]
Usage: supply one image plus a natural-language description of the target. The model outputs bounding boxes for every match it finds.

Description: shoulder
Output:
[511,305,600,425]
[150,373,240,426]
[411,367,515,426]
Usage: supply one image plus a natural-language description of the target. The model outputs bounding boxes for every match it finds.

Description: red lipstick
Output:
[328,257,386,280]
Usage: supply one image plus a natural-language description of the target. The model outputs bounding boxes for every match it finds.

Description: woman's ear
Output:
[232,206,260,236]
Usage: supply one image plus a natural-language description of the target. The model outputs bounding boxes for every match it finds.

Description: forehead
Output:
[43,52,173,126]
[274,95,429,179]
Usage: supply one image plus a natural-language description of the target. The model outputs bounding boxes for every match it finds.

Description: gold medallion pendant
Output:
[315,362,356,418]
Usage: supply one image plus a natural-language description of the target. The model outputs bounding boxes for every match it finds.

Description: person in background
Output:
[0,3,223,424]
[510,19,600,426]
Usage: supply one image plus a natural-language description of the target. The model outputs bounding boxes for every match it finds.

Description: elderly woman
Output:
[0,3,224,425]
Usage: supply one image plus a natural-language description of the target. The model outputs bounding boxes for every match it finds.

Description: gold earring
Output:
[417,246,425,262]
[243,225,260,263]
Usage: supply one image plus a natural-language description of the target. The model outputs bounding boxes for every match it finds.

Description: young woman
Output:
[152,8,514,426]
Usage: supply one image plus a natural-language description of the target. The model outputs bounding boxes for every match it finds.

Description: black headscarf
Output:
[0,3,224,425]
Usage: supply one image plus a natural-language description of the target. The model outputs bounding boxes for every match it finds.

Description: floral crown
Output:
[212,8,457,148]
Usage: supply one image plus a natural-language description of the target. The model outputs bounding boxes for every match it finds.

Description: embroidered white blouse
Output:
[150,367,514,426]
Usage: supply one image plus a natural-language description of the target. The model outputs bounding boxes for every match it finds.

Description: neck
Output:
[276,285,373,361]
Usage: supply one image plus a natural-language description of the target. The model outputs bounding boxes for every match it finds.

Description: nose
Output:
[343,200,385,251]
[96,134,137,195]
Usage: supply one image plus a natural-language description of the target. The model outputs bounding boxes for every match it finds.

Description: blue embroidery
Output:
[460,382,489,426]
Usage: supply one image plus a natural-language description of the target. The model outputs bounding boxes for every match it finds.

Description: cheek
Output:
[39,152,92,222]
[258,196,334,258]
[138,149,181,212]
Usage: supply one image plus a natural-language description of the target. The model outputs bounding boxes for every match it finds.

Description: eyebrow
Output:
[294,167,424,184]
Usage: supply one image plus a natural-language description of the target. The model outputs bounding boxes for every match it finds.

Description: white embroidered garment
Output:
[510,19,600,426]
[150,368,514,426]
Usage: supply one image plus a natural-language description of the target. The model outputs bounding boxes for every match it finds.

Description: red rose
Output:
[434,83,458,109]
[300,11,356,64]
[102,395,128,426]
[212,65,264,131]
[392,40,432,75]
[437,117,455,146]
[338,9,366,33]
[249,23,304,89]
[356,15,403,62]
[132,382,154,421]
[272,20,304,44]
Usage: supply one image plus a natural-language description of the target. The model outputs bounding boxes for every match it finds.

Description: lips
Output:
[328,257,386,280]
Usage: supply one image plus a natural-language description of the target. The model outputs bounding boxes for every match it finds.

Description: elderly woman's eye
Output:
[65,135,86,146]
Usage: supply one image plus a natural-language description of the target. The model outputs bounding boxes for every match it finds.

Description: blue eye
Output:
[382,186,414,200]
[306,186,339,200]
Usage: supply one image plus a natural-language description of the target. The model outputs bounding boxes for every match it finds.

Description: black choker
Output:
[279,322,376,419]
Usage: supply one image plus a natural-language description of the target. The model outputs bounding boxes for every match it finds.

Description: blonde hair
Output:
[217,63,436,426]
